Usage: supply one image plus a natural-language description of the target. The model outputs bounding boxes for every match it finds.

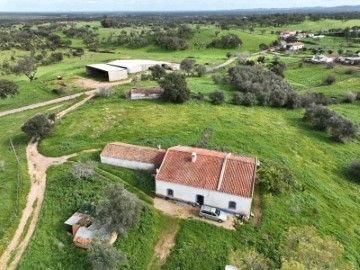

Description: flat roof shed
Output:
[86,64,128,82]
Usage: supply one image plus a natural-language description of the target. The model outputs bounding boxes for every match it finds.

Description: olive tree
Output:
[21,114,55,139]
[11,57,38,82]
[0,80,18,99]
[159,72,190,103]
[95,183,142,236]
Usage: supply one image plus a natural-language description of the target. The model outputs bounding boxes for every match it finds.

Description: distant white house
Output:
[310,54,338,64]
[285,42,305,51]
[313,35,325,39]
[100,142,166,171]
[279,30,298,39]
[155,146,259,215]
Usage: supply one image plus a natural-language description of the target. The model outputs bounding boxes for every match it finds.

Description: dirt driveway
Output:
[154,198,236,230]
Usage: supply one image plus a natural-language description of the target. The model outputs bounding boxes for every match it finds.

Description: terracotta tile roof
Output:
[101,142,164,165]
[156,146,257,198]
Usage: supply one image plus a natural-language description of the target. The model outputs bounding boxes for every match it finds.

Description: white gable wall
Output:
[100,155,155,171]
[156,180,252,215]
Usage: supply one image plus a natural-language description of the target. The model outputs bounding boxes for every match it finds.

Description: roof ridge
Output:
[216,153,231,191]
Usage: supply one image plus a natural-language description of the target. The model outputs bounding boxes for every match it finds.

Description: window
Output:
[228,201,236,210]
[167,189,174,197]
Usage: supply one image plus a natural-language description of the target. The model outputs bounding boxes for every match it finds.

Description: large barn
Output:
[85,64,128,82]
[155,146,258,215]
[108,59,180,74]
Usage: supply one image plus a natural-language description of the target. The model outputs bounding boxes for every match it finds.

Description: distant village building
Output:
[155,146,259,215]
[279,30,298,39]
[310,54,338,64]
[285,42,304,51]
[100,142,166,171]
[128,86,164,100]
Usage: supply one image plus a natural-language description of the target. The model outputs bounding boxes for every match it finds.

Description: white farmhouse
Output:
[100,142,166,171]
[155,146,258,215]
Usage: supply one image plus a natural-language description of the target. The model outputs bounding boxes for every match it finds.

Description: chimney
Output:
[191,152,197,163]
[157,145,161,150]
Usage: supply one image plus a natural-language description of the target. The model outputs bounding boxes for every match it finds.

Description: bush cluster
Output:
[303,104,358,142]
[228,65,298,108]
[258,163,295,195]
[95,87,115,98]
[208,33,242,49]
[209,90,225,105]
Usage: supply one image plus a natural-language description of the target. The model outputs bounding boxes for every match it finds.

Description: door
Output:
[196,195,204,205]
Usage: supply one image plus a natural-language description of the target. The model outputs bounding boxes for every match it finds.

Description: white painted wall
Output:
[101,156,155,171]
[108,70,128,81]
[156,180,253,215]
[131,93,162,100]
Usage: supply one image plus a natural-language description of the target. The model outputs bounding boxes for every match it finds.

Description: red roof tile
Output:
[101,142,163,165]
[156,146,257,198]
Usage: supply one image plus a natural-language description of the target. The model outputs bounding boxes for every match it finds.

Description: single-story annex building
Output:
[127,86,164,100]
[85,64,128,82]
[155,146,258,215]
[100,142,166,171]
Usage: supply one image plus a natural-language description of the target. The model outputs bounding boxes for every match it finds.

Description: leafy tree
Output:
[73,47,84,59]
[208,33,242,49]
[180,58,196,76]
[242,92,256,106]
[0,80,18,99]
[257,56,266,63]
[95,183,142,236]
[159,73,190,103]
[11,57,37,82]
[232,92,243,105]
[194,65,206,77]
[151,65,166,80]
[21,114,54,139]
[226,52,233,59]
[209,90,225,105]
[87,240,126,270]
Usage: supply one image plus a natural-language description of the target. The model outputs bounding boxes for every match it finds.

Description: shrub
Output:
[140,74,150,81]
[345,68,356,75]
[242,92,257,107]
[151,65,166,80]
[88,240,126,270]
[0,79,18,99]
[326,62,335,69]
[324,74,336,85]
[71,161,96,180]
[21,114,54,139]
[194,65,206,77]
[328,116,358,143]
[303,104,336,130]
[95,87,115,98]
[229,249,269,270]
[258,163,295,195]
[212,74,222,84]
[232,92,243,105]
[52,88,65,95]
[191,92,205,101]
[343,91,356,103]
[348,160,360,181]
[209,90,225,105]
[356,92,360,100]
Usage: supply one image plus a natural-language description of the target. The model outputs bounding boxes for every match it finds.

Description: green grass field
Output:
[1,17,360,269]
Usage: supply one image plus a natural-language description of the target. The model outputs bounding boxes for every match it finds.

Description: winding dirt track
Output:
[0,93,96,270]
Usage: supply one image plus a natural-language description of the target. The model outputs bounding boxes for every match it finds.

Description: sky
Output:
[0,0,359,12]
